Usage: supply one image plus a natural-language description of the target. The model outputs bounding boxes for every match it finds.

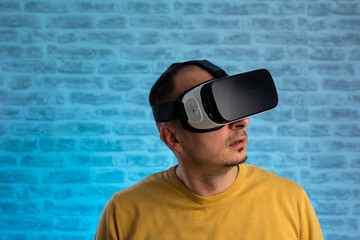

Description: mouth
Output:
[229,136,247,148]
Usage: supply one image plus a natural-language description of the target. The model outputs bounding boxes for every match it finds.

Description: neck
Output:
[175,163,239,197]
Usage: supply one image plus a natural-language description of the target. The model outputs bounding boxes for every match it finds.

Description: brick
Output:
[310,124,331,137]
[64,77,103,89]
[0,15,41,28]
[55,122,109,136]
[310,48,346,61]
[2,60,56,73]
[1,91,64,105]
[354,204,360,215]
[48,45,115,60]
[310,187,350,200]
[0,2,20,11]
[307,3,332,16]
[98,62,149,74]
[0,155,16,166]
[222,33,251,45]
[255,108,292,122]
[323,79,360,91]
[208,3,269,15]
[297,140,322,153]
[248,18,295,30]
[39,138,77,151]
[168,32,219,45]
[70,92,123,105]
[46,16,93,29]
[94,107,147,120]
[109,76,136,90]
[0,217,52,231]
[310,64,355,76]
[20,30,56,43]
[125,90,149,106]
[0,186,15,198]
[54,185,119,200]
[94,169,125,183]
[311,155,347,168]
[334,3,360,15]
[334,19,360,30]
[81,31,135,45]
[350,49,360,60]
[281,93,346,106]
[44,201,94,216]
[8,76,32,90]
[25,107,94,121]
[97,16,126,29]
[21,155,65,167]
[319,218,359,231]
[277,124,309,137]
[326,234,360,240]
[347,34,360,46]
[130,16,186,29]
[326,141,360,152]
[146,137,171,152]
[0,169,38,183]
[246,124,273,136]
[298,18,330,31]
[80,137,146,152]
[0,138,37,152]
[264,48,308,61]
[308,34,346,47]
[340,171,360,183]
[69,155,113,167]
[57,32,78,43]
[24,1,68,13]
[0,124,5,136]
[0,108,21,119]
[139,31,160,45]
[335,124,360,137]
[58,61,95,74]
[72,2,115,12]
[42,169,91,184]
[16,185,52,199]
[274,154,309,168]
[279,77,317,91]
[0,45,44,59]
[255,32,307,45]
[314,202,350,215]
[351,158,360,168]
[0,30,18,42]
[348,95,360,105]
[248,138,295,152]
[127,2,170,14]
[54,217,93,231]
[0,202,40,215]
[212,47,260,61]
[271,3,306,15]
[119,47,174,60]
[246,153,274,168]
[310,108,359,121]
[174,2,205,14]
[200,18,239,29]
[123,154,176,168]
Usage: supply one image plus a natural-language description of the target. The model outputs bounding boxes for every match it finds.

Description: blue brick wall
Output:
[0,0,359,239]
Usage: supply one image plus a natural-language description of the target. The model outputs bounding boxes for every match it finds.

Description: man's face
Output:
[171,66,249,170]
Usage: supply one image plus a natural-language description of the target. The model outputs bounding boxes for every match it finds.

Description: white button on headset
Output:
[185,99,202,123]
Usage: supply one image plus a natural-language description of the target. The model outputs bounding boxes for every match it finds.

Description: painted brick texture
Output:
[0,0,359,239]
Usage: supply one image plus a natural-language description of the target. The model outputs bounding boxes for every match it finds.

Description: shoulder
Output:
[112,168,172,205]
[243,164,304,194]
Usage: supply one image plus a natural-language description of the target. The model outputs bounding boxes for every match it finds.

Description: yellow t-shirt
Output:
[95,164,323,240]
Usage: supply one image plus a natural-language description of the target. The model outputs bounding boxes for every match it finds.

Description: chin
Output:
[225,155,247,167]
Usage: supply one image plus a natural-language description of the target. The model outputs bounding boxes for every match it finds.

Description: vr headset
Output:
[151,60,278,133]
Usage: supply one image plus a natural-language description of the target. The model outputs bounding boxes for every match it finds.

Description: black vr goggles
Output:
[151,60,278,133]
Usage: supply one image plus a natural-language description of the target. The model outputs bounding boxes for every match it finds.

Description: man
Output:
[95,60,323,239]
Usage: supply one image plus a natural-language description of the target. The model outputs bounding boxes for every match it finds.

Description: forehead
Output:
[173,65,215,99]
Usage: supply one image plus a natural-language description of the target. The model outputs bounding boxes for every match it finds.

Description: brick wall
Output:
[0,0,359,239]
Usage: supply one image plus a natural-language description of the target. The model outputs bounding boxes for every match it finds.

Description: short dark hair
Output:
[149,62,199,106]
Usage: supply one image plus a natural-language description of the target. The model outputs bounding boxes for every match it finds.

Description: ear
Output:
[159,124,183,153]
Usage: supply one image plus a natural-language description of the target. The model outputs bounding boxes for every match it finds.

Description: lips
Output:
[229,136,247,148]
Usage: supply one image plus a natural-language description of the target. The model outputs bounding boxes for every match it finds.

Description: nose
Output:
[228,118,249,130]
